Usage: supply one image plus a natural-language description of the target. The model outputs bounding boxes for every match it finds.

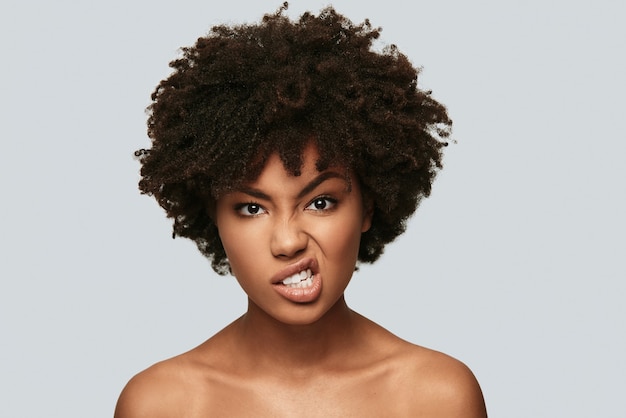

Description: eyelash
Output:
[305,196,337,212]
[235,202,266,217]
[234,196,338,217]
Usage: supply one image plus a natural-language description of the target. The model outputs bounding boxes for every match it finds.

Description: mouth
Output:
[271,259,322,303]
[271,258,318,285]
[280,268,313,288]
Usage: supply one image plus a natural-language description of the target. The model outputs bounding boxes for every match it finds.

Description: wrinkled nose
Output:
[270,219,307,259]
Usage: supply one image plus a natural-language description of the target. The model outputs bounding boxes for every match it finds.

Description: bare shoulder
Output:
[114,322,246,417]
[394,344,487,417]
[114,357,189,418]
[113,347,222,418]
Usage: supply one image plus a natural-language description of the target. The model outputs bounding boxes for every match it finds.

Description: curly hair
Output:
[136,3,452,275]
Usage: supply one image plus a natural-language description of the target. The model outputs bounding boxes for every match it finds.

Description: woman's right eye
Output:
[236,203,266,216]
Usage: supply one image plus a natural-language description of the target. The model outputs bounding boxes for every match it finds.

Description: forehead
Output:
[212,139,356,201]
[244,145,350,190]
[243,140,348,178]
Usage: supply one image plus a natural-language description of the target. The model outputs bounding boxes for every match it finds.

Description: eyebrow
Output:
[238,171,348,201]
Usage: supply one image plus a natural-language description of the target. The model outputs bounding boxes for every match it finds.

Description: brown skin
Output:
[137,6,452,275]
[115,146,486,417]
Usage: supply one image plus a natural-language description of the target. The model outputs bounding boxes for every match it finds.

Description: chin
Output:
[263,302,333,327]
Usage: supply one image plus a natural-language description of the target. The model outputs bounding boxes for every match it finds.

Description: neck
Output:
[233,296,362,374]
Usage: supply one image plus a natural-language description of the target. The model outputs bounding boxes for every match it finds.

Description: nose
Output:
[270,218,308,259]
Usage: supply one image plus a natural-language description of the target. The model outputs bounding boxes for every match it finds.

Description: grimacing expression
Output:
[137,7,451,275]
[215,144,372,325]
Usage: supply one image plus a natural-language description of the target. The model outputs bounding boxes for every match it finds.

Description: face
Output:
[215,144,372,325]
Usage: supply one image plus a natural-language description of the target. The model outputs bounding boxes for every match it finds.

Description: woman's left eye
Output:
[305,197,336,211]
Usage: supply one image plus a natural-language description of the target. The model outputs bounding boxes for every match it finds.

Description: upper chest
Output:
[182,362,425,417]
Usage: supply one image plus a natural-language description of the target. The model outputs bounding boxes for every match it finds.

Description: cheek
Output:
[216,219,260,278]
[316,218,363,262]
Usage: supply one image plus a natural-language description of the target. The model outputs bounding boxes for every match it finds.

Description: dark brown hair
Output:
[136,3,452,275]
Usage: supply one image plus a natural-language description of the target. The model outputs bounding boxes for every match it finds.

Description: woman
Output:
[115,4,487,416]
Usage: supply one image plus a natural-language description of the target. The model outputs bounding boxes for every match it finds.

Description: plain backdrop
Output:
[1,0,624,417]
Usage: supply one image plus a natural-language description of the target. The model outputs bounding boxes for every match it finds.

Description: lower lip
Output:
[272,274,323,303]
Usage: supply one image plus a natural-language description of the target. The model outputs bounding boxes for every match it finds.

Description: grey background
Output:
[1,0,624,417]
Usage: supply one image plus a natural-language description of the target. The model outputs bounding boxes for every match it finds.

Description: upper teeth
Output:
[282,269,312,285]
